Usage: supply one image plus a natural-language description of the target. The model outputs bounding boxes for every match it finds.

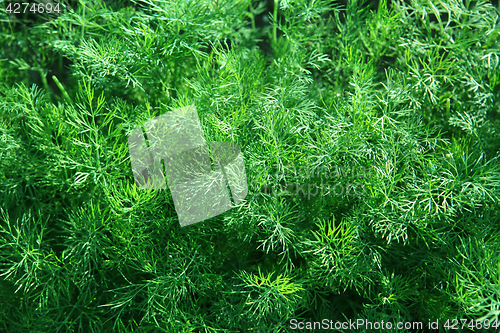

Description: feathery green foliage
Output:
[1,0,500,332]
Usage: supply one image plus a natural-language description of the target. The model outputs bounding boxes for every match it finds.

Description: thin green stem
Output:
[273,0,278,46]
[81,0,86,38]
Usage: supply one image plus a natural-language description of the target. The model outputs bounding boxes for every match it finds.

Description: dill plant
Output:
[0,0,499,332]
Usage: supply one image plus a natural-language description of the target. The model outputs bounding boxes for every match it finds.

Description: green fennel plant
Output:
[0,0,500,332]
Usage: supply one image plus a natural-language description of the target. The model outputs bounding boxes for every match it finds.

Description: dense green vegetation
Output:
[1,0,499,331]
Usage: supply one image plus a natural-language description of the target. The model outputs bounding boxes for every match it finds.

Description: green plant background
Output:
[1,0,500,332]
